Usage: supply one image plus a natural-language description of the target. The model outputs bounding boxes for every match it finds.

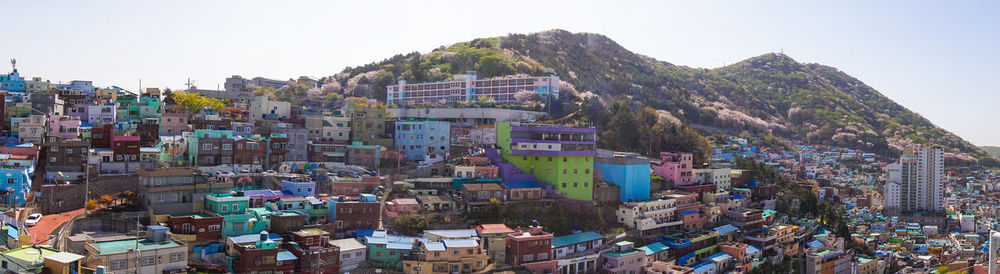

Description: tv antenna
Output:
[9,59,15,71]
[185,78,197,90]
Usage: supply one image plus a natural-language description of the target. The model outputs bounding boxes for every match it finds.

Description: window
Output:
[111,260,127,270]
[222,144,232,150]
[50,157,56,162]
[50,146,59,152]
[232,204,239,212]
[523,254,534,262]
[141,256,155,265]
[208,225,220,232]
[202,144,213,150]
[306,237,314,245]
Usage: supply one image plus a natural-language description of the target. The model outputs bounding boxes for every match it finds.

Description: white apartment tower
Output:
[889,146,945,213]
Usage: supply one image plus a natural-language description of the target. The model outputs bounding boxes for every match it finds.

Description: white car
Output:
[218,172,235,178]
[24,214,42,227]
[263,170,277,175]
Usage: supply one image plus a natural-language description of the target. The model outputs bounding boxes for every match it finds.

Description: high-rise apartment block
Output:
[886,146,945,213]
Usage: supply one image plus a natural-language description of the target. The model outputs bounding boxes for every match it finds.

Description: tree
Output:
[172,92,226,114]
[162,89,176,104]
[514,90,539,104]
[86,199,99,211]
[99,194,114,206]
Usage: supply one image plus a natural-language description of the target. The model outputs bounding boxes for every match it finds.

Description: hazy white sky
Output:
[2,1,998,146]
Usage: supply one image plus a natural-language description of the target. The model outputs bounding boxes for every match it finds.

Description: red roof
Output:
[475,223,514,234]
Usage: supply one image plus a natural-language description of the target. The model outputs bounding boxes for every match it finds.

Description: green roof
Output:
[2,246,60,262]
[91,239,182,254]
[604,249,641,257]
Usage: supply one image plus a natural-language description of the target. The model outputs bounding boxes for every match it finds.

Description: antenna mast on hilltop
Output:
[10,59,15,71]
[185,78,197,91]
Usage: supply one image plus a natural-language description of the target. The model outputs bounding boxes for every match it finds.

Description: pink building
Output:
[653,152,693,186]
[384,198,420,217]
[48,115,81,140]
[599,241,645,274]
[680,210,707,231]
[160,105,189,136]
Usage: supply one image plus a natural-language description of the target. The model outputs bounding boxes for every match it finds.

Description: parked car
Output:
[263,170,277,175]
[240,169,251,174]
[24,214,42,227]
[218,172,235,178]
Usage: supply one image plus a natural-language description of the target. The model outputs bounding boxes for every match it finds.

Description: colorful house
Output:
[393,120,450,161]
[497,122,596,201]
[595,153,651,202]
[366,231,419,270]
[652,152,694,186]
[0,167,31,207]
[281,178,316,197]
[204,193,267,237]
[598,241,645,274]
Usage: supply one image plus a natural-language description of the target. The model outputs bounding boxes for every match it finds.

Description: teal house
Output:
[205,193,268,237]
[365,230,419,270]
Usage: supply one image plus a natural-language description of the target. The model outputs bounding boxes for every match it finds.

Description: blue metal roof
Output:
[424,242,446,251]
[229,233,283,244]
[746,245,762,255]
[276,251,297,261]
[443,239,478,248]
[806,240,824,249]
[551,231,603,248]
[424,229,478,239]
[680,210,698,215]
[706,252,732,263]
[504,181,542,189]
[712,224,739,235]
[691,261,716,273]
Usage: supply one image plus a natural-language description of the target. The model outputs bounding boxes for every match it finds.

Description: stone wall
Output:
[38,175,140,214]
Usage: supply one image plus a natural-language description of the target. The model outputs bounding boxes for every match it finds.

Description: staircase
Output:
[484,148,537,183]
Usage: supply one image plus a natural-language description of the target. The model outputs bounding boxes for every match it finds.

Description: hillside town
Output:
[0,61,998,274]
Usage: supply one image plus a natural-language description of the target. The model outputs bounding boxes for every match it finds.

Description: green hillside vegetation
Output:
[982,146,1000,158]
[306,29,996,166]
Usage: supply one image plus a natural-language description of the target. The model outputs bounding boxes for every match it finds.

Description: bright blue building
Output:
[393,120,450,161]
[0,68,26,93]
[0,167,31,207]
[594,155,650,202]
[281,178,316,197]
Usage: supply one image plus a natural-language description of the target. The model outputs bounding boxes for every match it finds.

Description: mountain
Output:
[308,29,997,166]
[983,146,1000,158]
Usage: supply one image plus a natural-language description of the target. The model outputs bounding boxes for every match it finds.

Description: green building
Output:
[205,193,267,237]
[497,122,597,200]
[365,233,417,270]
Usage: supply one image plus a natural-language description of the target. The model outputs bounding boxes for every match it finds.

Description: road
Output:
[26,208,85,245]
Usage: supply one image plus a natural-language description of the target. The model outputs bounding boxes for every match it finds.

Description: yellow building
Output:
[402,239,488,273]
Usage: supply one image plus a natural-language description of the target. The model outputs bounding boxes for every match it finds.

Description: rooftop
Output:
[293,228,330,237]
[90,238,182,254]
[423,229,476,239]
[475,223,514,235]
[329,238,365,251]
[551,231,603,248]
[2,246,61,262]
